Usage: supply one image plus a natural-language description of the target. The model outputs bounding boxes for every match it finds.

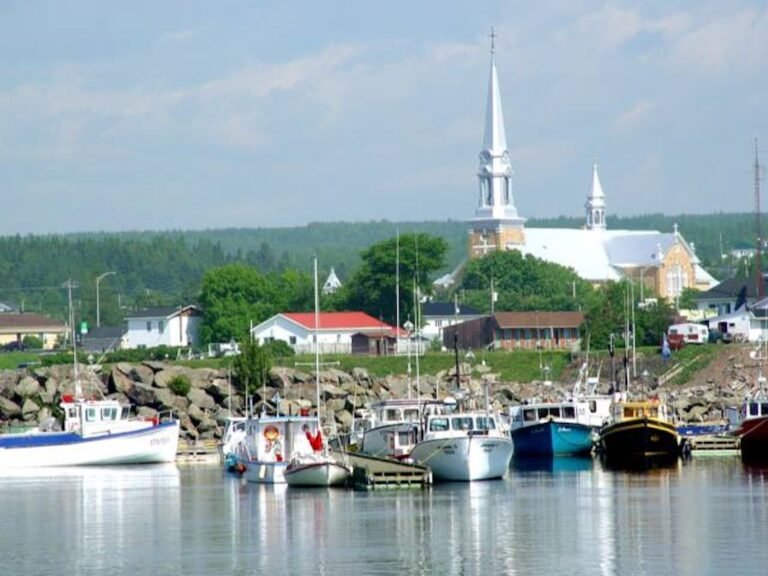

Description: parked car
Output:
[2,341,25,352]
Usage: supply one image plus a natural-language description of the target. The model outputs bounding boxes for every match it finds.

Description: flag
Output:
[735,285,748,311]
[661,335,671,359]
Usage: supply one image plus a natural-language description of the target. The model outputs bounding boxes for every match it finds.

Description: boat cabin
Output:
[61,396,133,434]
[425,413,499,435]
[612,399,669,422]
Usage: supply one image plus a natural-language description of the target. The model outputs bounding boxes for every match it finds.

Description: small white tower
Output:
[322,267,342,295]
[585,162,606,231]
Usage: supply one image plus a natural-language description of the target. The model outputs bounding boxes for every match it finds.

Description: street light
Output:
[96,271,116,328]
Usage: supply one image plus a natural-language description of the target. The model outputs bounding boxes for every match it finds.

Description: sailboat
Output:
[0,284,180,468]
[284,257,352,487]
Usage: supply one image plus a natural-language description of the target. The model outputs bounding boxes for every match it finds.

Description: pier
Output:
[338,450,432,489]
[176,438,220,464]
[687,435,740,456]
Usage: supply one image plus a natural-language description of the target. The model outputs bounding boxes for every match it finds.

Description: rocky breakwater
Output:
[0,348,757,441]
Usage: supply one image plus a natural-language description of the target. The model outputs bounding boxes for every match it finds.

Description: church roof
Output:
[520,228,717,287]
[588,163,605,200]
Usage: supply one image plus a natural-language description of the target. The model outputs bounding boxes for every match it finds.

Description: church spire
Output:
[585,161,606,231]
[474,30,519,221]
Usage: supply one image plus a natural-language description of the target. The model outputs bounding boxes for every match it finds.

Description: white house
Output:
[250,311,398,355]
[123,305,201,349]
[421,301,484,341]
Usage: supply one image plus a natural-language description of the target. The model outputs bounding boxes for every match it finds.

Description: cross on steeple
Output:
[489,27,496,54]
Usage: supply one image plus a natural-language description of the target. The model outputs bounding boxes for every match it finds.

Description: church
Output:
[466,45,717,301]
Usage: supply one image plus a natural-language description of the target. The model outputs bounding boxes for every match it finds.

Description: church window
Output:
[486,179,493,205]
[480,179,489,206]
[503,177,510,204]
[666,265,687,298]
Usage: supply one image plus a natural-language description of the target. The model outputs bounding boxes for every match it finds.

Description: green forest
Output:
[0,212,758,333]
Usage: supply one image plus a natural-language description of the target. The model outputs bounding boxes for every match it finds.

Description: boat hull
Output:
[736,416,768,463]
[285,460,351,487]
[511,420,594,457]
[0,421,180,468]
[600,418,680,464]
[409,435,513,481]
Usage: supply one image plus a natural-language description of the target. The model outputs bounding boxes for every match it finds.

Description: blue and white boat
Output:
[509,401,596,456]
[0,394,180,468]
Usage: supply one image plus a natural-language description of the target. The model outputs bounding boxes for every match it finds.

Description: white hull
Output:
[410,435,513,481]
[0,422,180,469]
[243,461,289,484]
[285,459,351,487]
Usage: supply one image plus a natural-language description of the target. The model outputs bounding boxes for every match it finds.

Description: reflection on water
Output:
[512,454,595,473]
[2,460,768,575]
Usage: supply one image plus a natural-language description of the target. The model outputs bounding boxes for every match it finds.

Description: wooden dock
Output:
[336,450,432,490]
[687,435,740,456]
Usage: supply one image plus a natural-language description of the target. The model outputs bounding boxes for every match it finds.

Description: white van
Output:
[667,323,709,345]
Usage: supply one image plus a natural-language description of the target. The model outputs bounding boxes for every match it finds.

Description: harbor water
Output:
[1,456,766,575]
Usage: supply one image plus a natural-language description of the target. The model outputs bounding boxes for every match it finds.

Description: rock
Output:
[0,396,22,418]
[187,388,216,410]
[111,366,135,394]
[154,366,189,388]
[155,388,179,410]
[125,382,158,406]
[15,376,41,398]
[352,367,369,381]
[130,364,155,385]
[21,398,40,420]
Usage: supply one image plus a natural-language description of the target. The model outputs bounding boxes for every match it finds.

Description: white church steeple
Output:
[473,30,520,222]
[585,161,606,231]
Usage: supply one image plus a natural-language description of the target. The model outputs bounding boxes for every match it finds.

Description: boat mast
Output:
[755,138,764,300]
[314,256,321,420]
[65,279,81,399]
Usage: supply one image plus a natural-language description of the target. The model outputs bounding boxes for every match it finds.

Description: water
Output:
[1,457,766,576]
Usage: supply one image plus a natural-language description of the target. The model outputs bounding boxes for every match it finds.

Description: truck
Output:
[667,323,709,345]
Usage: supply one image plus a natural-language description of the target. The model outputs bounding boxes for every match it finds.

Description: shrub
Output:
[22,335,43,350]
[168,374,191,396]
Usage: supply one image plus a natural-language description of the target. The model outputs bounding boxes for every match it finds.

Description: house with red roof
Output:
[250,311,400,355]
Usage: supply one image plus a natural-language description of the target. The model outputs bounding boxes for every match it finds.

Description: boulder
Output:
[21,398,40,420]
[125,382,158,407]
[187,388,216,410]
[154,366,189,388]
[15,376,41,398]
[111,366,135,395]
[130,364,155,385]
[155,388,179,411]
[0,396,22,418]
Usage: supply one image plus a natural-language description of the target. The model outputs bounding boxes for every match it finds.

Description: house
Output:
[0,313,68,349]
[443,311,584,352]
[123,305,201,349]
[250,311,399,355]
[695,276,768,317]
[421,301,483,341]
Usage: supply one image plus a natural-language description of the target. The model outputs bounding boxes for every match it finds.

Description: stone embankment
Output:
[0,346,761,440]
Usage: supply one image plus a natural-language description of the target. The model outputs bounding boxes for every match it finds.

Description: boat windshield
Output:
[429,418,449,432]
[476,416,496,431]
[452,417,473,431]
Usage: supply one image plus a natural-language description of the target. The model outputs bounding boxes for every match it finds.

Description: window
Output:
[429,418,449,432]
[385,409,400,422]
[562,406,575,419]
[146,321,152,332]
[476,417,495,431]
[289,336,297,345]
[158,320,164,333]
[404,409,420,421]
[452,417,473,431]
[85,408,97,422]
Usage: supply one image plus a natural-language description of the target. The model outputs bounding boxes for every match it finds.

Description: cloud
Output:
[668,7,768,76]
[612,100,655,133]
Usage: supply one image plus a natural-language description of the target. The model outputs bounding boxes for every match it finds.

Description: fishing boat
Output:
[731,376,768,463]
[408,398,513,481]
[0,394,180,468]
[599,394,680,465]
[220,416,247,473]
[235,256,350,485]
[0,288,180,469]
[509,400,596,457]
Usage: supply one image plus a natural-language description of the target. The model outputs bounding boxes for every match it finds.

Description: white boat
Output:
[236,415,332,484]
[359,398,445,460]
[220,416,247,472]
[408,398,513,482]
[284,450,352,487]
[0,394,180,468]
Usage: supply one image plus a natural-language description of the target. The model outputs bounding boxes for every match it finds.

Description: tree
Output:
[458,250,591,313]
[198,264,281,344]
[339,233,448,326]
[232,338,272,397]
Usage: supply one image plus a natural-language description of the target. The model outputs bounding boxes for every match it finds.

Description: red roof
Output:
[283,311,394,332]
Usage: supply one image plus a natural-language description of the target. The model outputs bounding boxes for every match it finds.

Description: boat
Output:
[731,376,768,463]
[220,416,247,473]
[235,256,351,485]
[0,289,180,469]
[408,398,514,481]
[509,400,596,456]
[598,394,680,465]
[0,394,180,468]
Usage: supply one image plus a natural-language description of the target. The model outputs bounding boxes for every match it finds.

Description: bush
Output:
[167,374,191,396]
[267,339,295,358]
[22,336,43,350]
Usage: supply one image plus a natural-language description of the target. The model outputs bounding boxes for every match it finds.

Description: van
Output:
[667,323,709,345]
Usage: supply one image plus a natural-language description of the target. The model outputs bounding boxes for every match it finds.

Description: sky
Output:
[0,1,767,235]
